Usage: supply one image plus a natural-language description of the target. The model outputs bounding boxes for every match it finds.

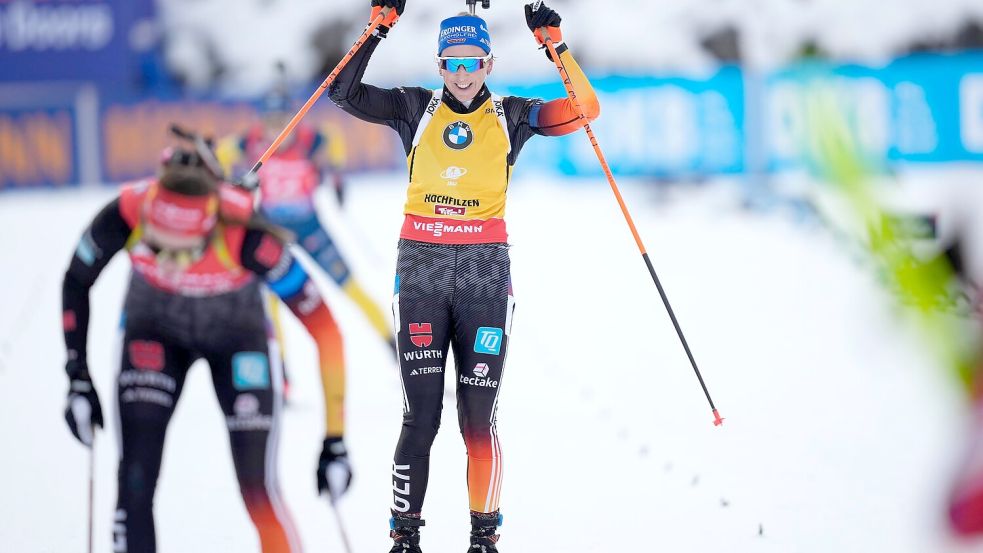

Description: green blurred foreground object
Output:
[804,85,977,389]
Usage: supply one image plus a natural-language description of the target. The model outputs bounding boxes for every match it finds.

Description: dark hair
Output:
[158,164,217,197]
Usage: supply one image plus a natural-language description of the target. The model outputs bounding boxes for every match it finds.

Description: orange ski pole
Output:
[538,24,724,427]
[247,7,394,177]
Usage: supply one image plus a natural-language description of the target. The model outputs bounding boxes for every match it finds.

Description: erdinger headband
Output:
[437,15,491,55]
[144,184,218,238]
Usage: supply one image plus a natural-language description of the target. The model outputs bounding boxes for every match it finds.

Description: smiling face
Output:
[438,44,493,105]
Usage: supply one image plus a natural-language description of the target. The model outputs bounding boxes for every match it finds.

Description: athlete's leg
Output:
[451,244,514,516]
[114,330,193,553]
[204,324,300,553]
[391,241,455,516]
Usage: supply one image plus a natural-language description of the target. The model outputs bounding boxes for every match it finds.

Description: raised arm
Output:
[328,0,434,153]
[524,2,600,137]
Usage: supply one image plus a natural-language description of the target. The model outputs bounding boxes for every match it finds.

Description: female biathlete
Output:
[61,143,352,553]
[329,2,599,551]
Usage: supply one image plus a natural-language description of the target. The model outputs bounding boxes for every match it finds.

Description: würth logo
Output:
[409,322,433,348]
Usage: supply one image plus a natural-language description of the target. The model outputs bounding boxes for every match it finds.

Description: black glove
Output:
[369,0,404,37]
[371,0,405,15]
[525,2,562,43]
[64,361,104,447]
[317,437,353,501]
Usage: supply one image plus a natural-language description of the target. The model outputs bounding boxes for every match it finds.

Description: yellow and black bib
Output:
[400,89,512,244]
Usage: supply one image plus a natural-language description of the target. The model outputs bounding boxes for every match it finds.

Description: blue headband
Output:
[437,15,491,55]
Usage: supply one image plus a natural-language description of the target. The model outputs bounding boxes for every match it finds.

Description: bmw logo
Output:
[443,121,473,150]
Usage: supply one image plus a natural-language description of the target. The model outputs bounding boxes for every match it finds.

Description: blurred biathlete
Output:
[329,1,599,551]
[61,142,353,553]
[218,90,396,355]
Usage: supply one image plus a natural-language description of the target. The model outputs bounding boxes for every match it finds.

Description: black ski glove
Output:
[317,437,353,501]
[371,0,405,15]
[370,0,404,37]
[64,360,104,447]
[524,2,566,60]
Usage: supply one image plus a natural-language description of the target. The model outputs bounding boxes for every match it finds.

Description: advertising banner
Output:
[504,67,746,178]
[0,0,146,83]
[765,52,983,170]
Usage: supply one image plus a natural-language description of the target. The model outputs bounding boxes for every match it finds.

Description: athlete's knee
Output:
[397,413,442,455]
[116,460,160,518]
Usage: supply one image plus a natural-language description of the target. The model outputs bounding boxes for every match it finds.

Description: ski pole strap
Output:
[390,516,426,529]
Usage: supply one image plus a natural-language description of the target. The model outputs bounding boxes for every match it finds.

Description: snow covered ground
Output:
[0,172,980,552]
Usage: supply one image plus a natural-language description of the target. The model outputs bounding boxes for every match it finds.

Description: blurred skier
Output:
[61,140,353,553]
[218,87,396,356]
[924,206,983,537]
[329,1,599,551]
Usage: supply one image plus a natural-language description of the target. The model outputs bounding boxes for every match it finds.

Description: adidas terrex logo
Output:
[409,367,443,376]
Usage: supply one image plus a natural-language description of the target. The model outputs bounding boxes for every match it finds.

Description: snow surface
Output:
[0,172,981,551]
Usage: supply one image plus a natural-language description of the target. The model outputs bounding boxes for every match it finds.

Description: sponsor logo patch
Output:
[409,322,433,348]
[402,349,444,362]
[473,362,490,377]
[442,123,473,150]
[232,352,271,390]
[424,193,478,207]
[473,327,503,355]
[411,220,484,238]
[233,393,260,416]
[75,231,100,266]
[254,234,284,269]
[409,366,444,376]
[435,204,466,216]
[63,310,77,332]
[459,363,498,388]
[128,340,164,372]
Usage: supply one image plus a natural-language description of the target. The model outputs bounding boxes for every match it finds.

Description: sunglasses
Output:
[436,55,492,73]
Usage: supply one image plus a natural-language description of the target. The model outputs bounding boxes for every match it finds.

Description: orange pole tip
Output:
[712,409,725,427]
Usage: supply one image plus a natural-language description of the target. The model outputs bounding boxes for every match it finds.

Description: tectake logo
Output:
[443,122,473,150]
[409,322,433,348]
[460,363,498,388]
[435,204,466,216]
[473,363,490,377]
[439,166,468,186]
[233,393,260,416]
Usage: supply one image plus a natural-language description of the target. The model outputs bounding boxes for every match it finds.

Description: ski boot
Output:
[467,511,502,552]
[389,514,425,553]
